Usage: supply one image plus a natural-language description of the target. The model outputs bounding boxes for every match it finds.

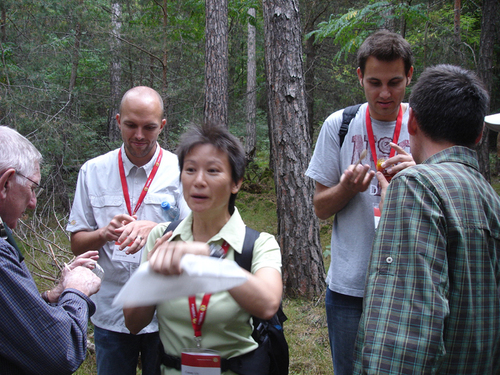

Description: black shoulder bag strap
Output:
[338,103,362,148]
[163,219,182,236]
[234,227,260,272]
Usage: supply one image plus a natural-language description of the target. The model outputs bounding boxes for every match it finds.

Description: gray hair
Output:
[0,126,42,185]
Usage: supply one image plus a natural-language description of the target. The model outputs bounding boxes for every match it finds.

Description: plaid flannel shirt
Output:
[353,146,500,374]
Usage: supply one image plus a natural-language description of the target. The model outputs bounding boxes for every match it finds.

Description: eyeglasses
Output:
[16,171,44,197]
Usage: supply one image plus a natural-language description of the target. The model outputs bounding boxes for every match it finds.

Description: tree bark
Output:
[108,2,122,142]
[1,6,6,43]
[304,29,316,142]
[454,0,461,45]
[475,0,498,181]
[245,8,257,164]
[262,0,326,299]
[159,0,170,149]
[67,22,80,115]
[204,0,228,127]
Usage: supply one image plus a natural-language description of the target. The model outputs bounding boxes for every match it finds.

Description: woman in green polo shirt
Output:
[124,124,283,375]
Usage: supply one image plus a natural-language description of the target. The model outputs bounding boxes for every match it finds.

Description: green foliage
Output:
[1,0,497,215]
[306,1,428,62]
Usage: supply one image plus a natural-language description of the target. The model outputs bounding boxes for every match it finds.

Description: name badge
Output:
[374,204,381,229]
[181,349,221,375]
[111,243,141,264]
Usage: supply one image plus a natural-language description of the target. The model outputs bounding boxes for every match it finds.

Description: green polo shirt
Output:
[142,208,281,375]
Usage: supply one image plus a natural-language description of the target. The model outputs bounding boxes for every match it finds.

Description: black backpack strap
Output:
[339,103,362,148]
[163,219,182,236]
[234,227,260,272]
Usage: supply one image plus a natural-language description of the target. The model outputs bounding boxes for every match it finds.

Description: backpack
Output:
[159,221,289,375]
[338,104,362,148]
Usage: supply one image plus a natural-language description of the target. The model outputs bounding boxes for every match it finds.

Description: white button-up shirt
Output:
[67,144,189,334]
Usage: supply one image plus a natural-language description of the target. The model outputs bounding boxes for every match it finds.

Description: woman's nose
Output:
[193,171,206,186]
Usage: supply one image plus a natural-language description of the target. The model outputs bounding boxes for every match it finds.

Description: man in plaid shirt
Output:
[353,64,500,374]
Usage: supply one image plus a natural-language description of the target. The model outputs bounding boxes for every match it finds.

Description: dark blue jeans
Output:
[325,288,363,375]
[94,326,160,375]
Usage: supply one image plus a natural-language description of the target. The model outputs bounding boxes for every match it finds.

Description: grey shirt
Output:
[306,103,410,297]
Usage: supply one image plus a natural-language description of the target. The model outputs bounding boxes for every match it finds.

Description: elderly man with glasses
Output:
[0,125,101,374]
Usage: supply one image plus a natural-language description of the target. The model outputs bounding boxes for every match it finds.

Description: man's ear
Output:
[356,67,364,86]
[0,169,15,199]
[116,113,121,129]
[408,107,418,136]
[406,66,414,86]
[474,126,484,146]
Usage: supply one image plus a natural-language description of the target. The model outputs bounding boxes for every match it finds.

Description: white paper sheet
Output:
[112,254,248,308]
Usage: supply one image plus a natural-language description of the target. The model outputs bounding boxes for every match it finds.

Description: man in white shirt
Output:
[67,86,189,375]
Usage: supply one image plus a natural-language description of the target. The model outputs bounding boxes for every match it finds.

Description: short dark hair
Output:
[409,64,489,147]
[177,124,245,214]
[357,30,413,76]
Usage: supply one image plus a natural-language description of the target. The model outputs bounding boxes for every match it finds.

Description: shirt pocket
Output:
[143,192,177,222]
[89,195,124,209]
[143,192,166,206]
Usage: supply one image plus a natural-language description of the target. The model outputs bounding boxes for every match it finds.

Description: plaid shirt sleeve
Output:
[354,173,449,373]
[0,239,95,375]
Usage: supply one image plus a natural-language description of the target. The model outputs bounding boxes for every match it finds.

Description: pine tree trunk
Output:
[476,0,498,181]
[262,0,326,299]
[245,8,257,164]
[160,0,170,149]
[304,32,315,142]
[204,0,228,127]
[108,2,121,142]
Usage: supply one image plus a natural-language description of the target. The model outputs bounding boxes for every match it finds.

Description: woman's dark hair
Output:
[177,124,246,214]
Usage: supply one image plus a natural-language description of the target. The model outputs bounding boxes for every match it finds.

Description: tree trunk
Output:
[382,5,396,32]
[304,30,316,142]
[454,0,461,45]
[245,8,257,164]
[303,0,333,141]
[400,0,407,38]
[67,22,80,115]
[204,0,228,127]
[160,0,170,149]
[475,0,498,181]
[262,0,326,299]
[108,2,121,142]
[453,0,465,64]
[1,6,6,43]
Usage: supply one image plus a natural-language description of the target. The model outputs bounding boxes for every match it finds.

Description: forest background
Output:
[1,0,500,373]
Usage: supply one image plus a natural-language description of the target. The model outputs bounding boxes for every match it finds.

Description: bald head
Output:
[119,86,164,119]
[116,86,166,166]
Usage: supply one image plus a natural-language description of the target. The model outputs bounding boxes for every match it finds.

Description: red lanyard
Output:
[188,241,230,345]
[365,104,403,165]
[118,147,163,216]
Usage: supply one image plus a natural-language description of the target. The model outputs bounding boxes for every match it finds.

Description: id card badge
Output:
[181,348,221,375]
[373,204,381,229]
[111,242,141,264]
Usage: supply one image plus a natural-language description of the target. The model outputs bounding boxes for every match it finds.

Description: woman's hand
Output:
[148,232,210,276]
